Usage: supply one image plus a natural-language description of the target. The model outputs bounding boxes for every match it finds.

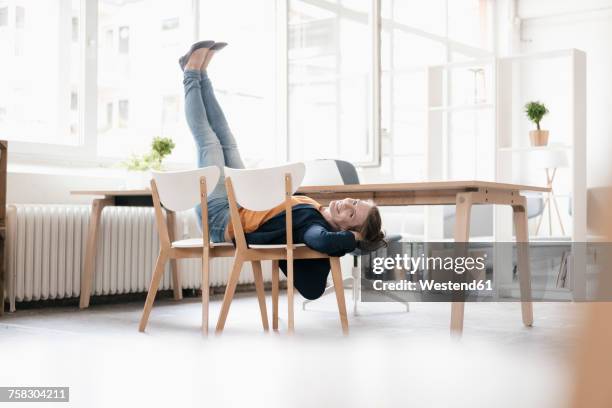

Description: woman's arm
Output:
[302,224,357,257]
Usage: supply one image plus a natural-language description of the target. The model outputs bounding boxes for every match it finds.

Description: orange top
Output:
[227,196,322,237]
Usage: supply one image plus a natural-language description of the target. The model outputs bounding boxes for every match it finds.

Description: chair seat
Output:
[248,243,307,249]
[171,238,234,249]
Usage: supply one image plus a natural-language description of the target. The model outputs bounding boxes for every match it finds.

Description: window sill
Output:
[8,162,127,179]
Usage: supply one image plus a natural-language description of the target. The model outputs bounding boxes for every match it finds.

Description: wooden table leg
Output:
[165,211,182,300]
[79,197,113,309]
[451,192,473,335]
[513,197,533,327]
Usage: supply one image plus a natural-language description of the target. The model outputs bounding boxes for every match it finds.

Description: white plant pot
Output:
[124,170,152,190]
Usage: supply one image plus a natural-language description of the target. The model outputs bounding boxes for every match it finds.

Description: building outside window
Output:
[118,25,129,54]
[0,6,8,27]
[0,0,81,146]
[71,16,78,42]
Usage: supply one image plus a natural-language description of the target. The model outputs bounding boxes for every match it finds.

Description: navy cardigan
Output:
[244,204,357,299]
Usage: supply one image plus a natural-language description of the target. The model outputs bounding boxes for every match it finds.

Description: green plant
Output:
[123,136,176,171]
[524,101,549,130]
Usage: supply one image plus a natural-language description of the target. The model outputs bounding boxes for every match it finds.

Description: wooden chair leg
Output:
[271,260,279,331]
[201,249,210,335]
[330,257,349,335]
[215,255,244,333]
[138,251,168,332]
[166,211,182,301]
[451,192,473,335]
[513,202,534,327]
[287,251,295,333]
[251,261,269,331]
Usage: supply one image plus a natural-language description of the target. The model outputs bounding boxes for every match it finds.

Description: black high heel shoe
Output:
[178,40,215,71]
[210,42,228,51]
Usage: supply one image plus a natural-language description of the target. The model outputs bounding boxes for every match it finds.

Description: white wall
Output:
[518,0,612,188]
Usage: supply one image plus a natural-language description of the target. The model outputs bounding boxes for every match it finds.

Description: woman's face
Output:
[328,198,373,231]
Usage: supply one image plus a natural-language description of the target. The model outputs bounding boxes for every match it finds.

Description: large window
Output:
[288,0,377,165]
[0,0,81,146]
[1,0,495,173]
[97,0,194,162]
[1,0,277,166]
[198,0,277,167]
[380,0,494,182]
[96,0,277,166]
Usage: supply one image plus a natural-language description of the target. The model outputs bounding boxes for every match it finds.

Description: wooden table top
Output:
[71,180,549,197]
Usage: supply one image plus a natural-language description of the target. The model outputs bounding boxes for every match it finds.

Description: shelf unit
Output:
[497,144,572,153]
[495,49,586,300]
[420,49,586,300]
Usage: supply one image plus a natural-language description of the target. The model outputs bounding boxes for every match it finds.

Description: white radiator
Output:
[5,205,270,311]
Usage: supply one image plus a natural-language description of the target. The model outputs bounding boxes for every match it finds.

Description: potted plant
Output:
[525,101,549,146]
[122,137,176,189]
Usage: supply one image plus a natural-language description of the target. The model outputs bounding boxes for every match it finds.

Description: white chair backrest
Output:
[225,163,305,211]
[152,166,220,212]
[302,159,344,186]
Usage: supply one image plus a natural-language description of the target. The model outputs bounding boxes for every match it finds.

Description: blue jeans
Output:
[183,70,244,242]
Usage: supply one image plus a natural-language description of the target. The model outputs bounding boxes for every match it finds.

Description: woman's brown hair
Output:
[357,204,386,251]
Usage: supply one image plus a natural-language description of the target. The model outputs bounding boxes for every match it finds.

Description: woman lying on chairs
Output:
[181,41,386,302]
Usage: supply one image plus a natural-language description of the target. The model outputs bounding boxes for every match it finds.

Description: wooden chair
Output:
[215,163,349,334]
[138,167,240,334]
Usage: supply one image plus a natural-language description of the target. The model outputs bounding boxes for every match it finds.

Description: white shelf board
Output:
[429,103,493,113]
[430,236,496,243]
[498,144,572,153]
[529,235,572,242]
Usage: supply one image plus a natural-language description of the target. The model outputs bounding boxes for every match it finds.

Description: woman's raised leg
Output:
[199,70,245,170]
[183,69,227,200]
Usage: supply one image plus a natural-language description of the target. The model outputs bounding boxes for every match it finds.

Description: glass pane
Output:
[386,0,446,37]
[447,109,494,180]
[392,31,446,69]
[448,0,493,52]
[382,71,427,157]
[199,0,277,166]
[97,0,195,161]
[448,62,493,106]
[0,0,81,145]
[288,0,374,163]
[392,155,425,182]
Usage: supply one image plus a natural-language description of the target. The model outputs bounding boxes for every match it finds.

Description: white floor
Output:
[0,292,583,408]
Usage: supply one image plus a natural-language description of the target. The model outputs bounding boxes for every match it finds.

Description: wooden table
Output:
[299,180,549,333]
[71,189,182,308]
[73,180,549,334]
